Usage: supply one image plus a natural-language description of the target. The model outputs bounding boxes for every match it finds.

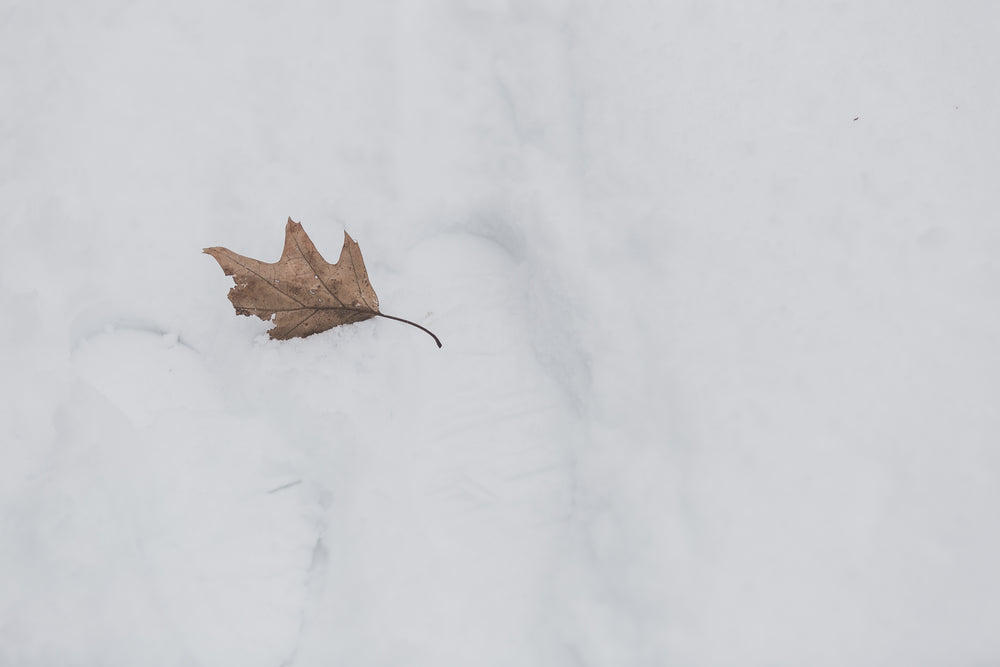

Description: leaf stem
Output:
[376,312,442,348]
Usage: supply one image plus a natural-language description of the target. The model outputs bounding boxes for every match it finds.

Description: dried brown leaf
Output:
[204,218,441,347]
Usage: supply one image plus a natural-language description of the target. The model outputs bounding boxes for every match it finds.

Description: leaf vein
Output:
[291,234,347,308]
[227,255,307,307]
[281,309,320,338]
[346,241,376,312]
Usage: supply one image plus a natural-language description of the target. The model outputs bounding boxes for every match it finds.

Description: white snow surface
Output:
[2,2,1000,665]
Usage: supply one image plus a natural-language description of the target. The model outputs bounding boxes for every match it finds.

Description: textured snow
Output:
[2,2,1000,665]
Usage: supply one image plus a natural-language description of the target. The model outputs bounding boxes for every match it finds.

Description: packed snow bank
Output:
[2,1,1000,666]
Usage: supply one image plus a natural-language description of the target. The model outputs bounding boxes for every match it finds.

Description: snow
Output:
[2,1,1000,665]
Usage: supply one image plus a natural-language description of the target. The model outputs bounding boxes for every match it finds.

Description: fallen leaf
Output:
[204,218,441,347]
